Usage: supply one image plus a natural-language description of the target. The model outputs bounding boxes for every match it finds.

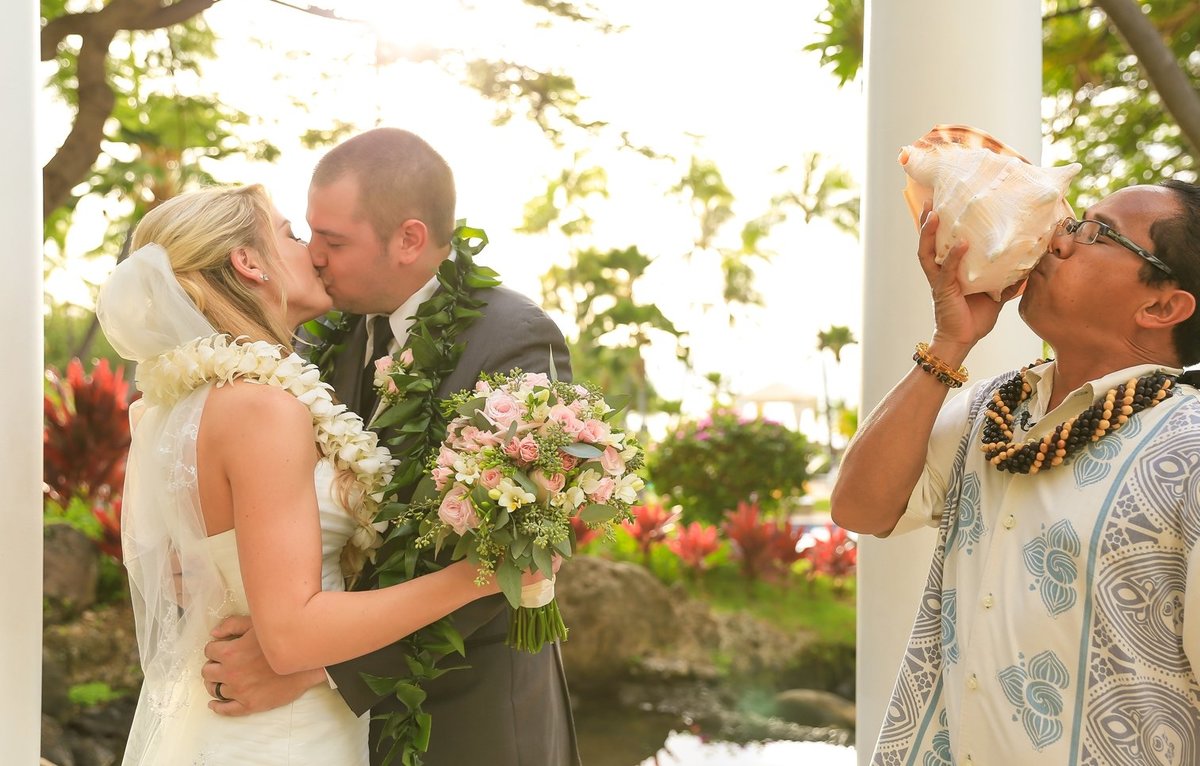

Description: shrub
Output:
[620,502,680,564]
[721,500,805,584]
[649,409,814,524]
[667,521,721,575]
[44,358,134,506]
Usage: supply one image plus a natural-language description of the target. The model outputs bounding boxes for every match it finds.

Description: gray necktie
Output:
[359,315,393,416]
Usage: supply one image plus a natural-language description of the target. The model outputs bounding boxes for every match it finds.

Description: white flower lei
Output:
[138,334,396,571]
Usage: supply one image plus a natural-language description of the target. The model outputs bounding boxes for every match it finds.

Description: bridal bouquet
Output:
[382,365,644,652]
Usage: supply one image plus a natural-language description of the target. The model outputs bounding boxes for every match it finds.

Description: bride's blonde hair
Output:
[131,185,294,350]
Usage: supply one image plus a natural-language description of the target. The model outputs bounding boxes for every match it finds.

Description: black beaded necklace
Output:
[981,360,1176,474]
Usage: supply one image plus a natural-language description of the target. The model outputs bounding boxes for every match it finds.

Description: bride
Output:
[98,184,528,764]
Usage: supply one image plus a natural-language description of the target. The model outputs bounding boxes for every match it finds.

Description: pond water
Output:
[575,701,856,766]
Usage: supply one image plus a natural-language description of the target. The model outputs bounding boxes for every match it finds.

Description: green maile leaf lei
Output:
[300,221,500,766]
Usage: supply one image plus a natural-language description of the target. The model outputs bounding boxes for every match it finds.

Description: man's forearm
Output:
[831,343,967,536]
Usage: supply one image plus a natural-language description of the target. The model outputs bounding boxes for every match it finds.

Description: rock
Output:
[42,714,75,766]
[42,647,72,720]
[555,557,815,691]
[773,688,856,729]
[42,603,142,695]
[44,524,99,621]
[555,557,692,688]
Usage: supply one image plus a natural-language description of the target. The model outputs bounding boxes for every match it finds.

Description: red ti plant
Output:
[667,521,720,577]
[721,500,804,584]
[91,498,124,562]
[802,524,858,594]
[44,358,135,506]
[621,502,680,564]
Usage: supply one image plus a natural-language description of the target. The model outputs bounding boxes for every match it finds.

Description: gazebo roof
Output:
[737,382,818,407]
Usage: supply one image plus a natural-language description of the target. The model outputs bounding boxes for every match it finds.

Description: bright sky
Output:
[41,0,867,432]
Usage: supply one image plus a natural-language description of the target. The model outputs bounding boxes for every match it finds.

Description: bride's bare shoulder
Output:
[203,379,311,436]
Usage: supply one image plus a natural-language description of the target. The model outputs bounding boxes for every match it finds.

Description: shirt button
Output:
[1002,514,1016,529]
[983,594,995,609]
[967,674,979,690]
[963,755,974,765]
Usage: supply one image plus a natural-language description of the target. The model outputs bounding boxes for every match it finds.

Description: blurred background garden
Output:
[38,0,1198,764]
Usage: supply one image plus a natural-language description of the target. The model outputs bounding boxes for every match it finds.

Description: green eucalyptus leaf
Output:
[562,442,604,459]
[496,559,522,608]
[579,503,618,523]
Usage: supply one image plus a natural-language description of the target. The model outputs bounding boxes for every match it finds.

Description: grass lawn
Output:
[687,565,856,645]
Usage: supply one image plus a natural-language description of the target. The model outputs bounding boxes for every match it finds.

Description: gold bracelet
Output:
[913,342,968,388]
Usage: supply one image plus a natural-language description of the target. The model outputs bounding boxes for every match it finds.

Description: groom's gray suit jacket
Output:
[324,284,580,766]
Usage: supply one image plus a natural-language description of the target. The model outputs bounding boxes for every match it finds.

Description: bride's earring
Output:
[260,274,271,282]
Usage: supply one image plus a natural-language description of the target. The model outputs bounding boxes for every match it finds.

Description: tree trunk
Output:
[41,0,219,217]
[1095,0,1200,158]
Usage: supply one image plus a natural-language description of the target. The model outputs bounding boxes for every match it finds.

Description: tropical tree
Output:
[806,0,1200,201]
[816,325,857,464]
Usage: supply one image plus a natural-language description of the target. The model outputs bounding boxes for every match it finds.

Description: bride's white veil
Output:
[97,244,226,764]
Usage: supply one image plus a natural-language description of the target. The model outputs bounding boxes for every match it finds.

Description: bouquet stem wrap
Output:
[510,578,567,653]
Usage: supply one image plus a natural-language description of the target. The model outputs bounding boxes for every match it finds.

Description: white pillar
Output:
[856,3,1043,763]
[0,1,43,761]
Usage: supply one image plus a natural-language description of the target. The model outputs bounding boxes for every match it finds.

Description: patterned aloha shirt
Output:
[874,362,1200,766]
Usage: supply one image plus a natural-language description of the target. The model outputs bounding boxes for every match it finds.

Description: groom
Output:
[203,128,579,765]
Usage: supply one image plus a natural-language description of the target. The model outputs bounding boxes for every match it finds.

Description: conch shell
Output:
[899,124,1081,300]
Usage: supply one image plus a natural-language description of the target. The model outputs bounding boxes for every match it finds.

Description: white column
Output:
[0,1,43,761]
[856,3,1043,763]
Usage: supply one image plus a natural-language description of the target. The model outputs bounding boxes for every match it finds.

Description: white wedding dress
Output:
[127,459,370,765]
[98,246,379,766]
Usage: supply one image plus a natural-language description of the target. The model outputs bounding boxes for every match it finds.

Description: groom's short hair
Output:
[312,128,456,247]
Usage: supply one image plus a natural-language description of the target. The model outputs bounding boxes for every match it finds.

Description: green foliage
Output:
[42,9,270,244]
[649,410,815,525]
[1043,0,1198,203]
[44,495,104,541]
[816,325,856,363]
[519,158,609,236]
[804,0,865,87]
[45,305,125,372]
[68,681,126,708]
[807,0,1199,200]
[466,59,606,145]
[542,245,687,421]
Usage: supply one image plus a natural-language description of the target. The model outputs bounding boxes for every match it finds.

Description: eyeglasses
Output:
[1056,217,1174,277]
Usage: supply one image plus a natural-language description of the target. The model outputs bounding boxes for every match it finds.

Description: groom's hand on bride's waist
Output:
[202,615,325,716]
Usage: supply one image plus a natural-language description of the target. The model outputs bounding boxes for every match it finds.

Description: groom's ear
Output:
[386,219,428,266]
[229,246,267,284]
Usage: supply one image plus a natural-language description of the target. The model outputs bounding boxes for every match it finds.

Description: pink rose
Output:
[547,404,585,437]
[523,372,551,388]
[483,391,523,428]
[589,477,615,504]
[531,469,566,502]
[574,385,590,397]
[559,451,581,471]
[432,466,453,491]
[437,447,459,468]
[517,435,540,464]
[398,348,414,366]
[373,357,399,395]
[475,380,493,394]
[568,398,588,416]
[577,419,610,444]
[438,485,478,535]
[504,437,523,460]
[479,467,504,490]
[459,425,500,448]
[599,446,625,476]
